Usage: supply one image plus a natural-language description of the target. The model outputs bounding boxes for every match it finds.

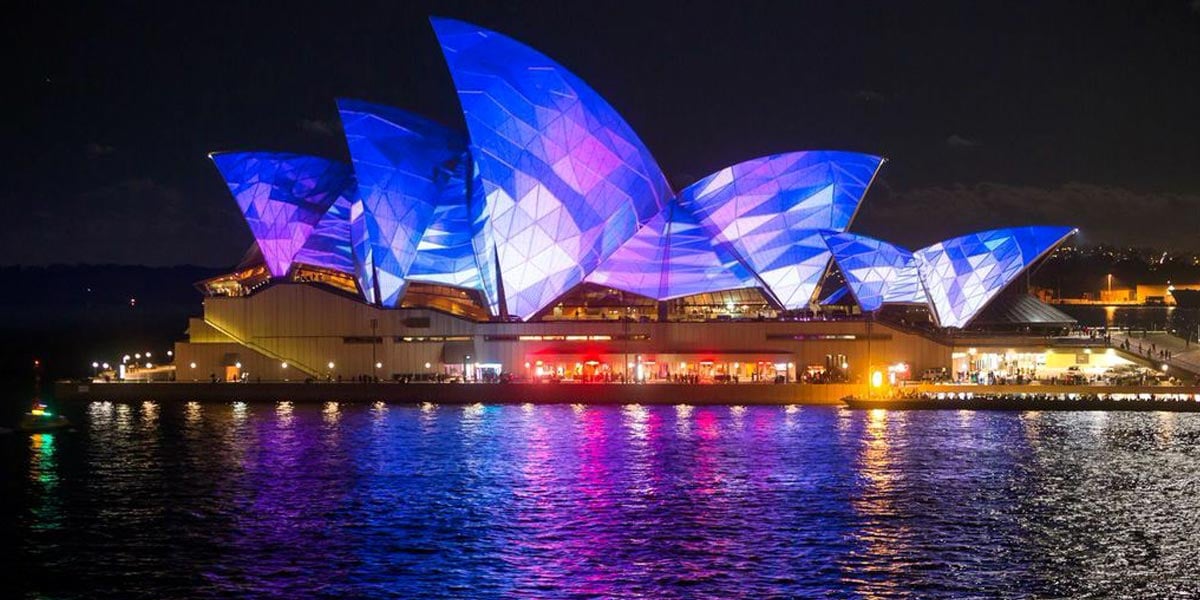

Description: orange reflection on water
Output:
[846,409,909,598]
[860,409,897,497]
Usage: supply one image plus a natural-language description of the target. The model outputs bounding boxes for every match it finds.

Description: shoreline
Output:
[53,381,1200,409]
[53,381,854,406]
[844,395,1200,412]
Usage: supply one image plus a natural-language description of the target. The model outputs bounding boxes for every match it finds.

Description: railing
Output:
[202,317,322,378]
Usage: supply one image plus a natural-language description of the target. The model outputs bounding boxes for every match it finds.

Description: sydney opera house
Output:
[174,18,1077,385]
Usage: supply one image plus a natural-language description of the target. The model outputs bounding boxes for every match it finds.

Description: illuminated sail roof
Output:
[677,152,884,309]
[211,152,353,278]
[586,199,757,300]
[207,19,1075,327]
[338,99,475,307]
[915,226,1075,328]
[822,231,924,312]
[292,192,356,275]
[432,18,673,319]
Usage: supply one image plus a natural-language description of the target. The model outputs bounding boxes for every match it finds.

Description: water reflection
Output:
[184,400,202,425]
[27,433,62,531]
[13,403,1200,598]
[231,401,247,424]
[275,400,294,426]
[846,409,905,597]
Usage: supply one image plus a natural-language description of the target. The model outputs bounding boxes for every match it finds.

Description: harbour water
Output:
[8,402,1200,598]
[1059,304,1199,332]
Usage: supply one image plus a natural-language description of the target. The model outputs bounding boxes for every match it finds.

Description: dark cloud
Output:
[84,142,116,158]
[945,134,980,149]
[298,118,337,137]
[1,179,249,266]
[853,182,1200,251]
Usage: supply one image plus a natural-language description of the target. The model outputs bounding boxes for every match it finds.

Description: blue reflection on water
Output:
[9,402,1200,598]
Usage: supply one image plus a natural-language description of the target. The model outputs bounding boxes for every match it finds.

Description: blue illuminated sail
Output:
[677,152,884,309]
[432,18,672,319]
[915,226,1075,328]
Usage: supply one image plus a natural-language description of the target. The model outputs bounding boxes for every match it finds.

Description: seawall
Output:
[54,381,858,405]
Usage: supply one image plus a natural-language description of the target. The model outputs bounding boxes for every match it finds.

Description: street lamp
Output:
[464,354,471,382]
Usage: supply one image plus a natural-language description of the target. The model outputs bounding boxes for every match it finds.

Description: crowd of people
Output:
[895,390,1199,403]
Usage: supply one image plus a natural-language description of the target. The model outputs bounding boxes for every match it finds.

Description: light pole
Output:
[463,354,471,382]
[1107,273,1112,295]
[622,291,629,384]
[370,318,378,381]
[866,310,873,400]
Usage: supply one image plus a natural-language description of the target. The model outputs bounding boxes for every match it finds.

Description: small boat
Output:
[19,359,71,432]
[19,401,71,432]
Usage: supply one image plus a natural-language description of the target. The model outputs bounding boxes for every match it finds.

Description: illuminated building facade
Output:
[179,18,1076,383]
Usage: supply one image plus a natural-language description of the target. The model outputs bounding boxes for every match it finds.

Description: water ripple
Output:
[8,403,1200,598]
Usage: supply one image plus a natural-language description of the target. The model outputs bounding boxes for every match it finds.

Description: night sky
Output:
[7,0,1200,267]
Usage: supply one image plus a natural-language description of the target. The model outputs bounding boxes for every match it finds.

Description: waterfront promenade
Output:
[1110,330,1200,379]
[54,380,858,405]
[54,380,1200,408]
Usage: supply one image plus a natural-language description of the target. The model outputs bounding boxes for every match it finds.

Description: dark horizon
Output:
[7,0,1200,267]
